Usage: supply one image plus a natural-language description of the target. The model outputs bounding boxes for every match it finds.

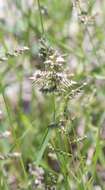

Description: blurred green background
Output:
[0,0,105,189]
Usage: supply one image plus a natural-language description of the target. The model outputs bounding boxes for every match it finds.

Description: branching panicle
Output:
[30,39,86,98]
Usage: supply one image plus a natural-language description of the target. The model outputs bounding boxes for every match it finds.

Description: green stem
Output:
[2,92,13,128]
[53,92,56,121]
[37,0,45,35]
[35,128,52,165]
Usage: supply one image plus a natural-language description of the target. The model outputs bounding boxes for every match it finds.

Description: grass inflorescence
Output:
[0,0,105,189]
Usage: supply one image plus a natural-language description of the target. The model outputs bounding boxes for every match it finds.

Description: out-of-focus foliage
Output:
[0,0,105,189]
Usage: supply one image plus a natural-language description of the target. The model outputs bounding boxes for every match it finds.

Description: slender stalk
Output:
[51,92,70,188]
[53,92,56,121]
[20,157,28,180]
[35,128,52,165]
[37,0,45,35]
[2,92,13,129]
